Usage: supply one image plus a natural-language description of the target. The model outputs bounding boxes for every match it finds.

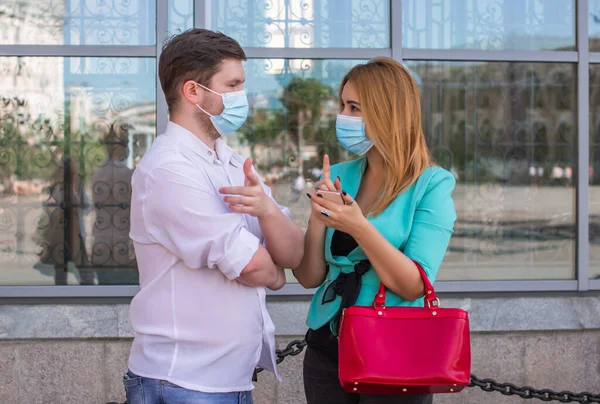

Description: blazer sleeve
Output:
[403,170,457,283]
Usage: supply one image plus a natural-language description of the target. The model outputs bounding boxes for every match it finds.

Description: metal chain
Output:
[253,339,600,403]
[253,339,307,380]
[468,375,600,403]
[109,339,600,403]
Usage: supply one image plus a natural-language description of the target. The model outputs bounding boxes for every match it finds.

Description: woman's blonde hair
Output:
[339,57,431,216]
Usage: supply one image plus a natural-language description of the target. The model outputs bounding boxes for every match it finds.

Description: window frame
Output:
[0,0,595,297]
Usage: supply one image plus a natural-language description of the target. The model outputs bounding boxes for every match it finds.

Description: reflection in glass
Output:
[589,65,600,277]
[404,61,576,280]
[211,0,390,48]
[403,0,575,51]
[168,0,194,35]
[0,0,156,45]
[0,57,155,285]
[590,0,600,51]
[89,128,137,285]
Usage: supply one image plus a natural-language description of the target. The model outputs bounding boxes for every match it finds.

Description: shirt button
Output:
[208,151,212,156]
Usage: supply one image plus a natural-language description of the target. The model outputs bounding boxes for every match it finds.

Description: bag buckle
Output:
[427,298,441,309]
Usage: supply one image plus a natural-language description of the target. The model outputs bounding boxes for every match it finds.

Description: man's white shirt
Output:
[128,121,288,392]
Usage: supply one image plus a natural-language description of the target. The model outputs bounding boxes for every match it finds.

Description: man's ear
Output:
[181,80,203,105]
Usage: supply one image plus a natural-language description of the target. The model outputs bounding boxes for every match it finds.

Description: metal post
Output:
[391,0,403,62]
[577,0,590,290]
[157,0,169,135]
[194,0,208,29]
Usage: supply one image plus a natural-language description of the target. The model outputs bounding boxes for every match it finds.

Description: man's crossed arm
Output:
[219,158,304,269]
[145,163,290,291]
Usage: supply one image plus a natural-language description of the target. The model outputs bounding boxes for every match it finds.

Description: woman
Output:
[293,57,457,404]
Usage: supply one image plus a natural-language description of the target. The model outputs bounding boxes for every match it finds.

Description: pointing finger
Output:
[322,154,331,183]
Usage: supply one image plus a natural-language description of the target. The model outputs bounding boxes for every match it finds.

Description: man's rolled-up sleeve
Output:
[145,164,259,280]
[213,226,260,279]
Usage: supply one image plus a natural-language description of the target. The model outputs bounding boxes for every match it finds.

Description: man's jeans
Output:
[123,370,253,404]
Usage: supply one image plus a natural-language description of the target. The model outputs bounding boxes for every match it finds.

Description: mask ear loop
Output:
[195,82,221,117]
[196,103,213,117]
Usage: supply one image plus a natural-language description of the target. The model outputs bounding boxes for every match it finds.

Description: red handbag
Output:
[337,262,471,395]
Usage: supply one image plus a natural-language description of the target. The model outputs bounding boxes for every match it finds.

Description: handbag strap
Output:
[372,260,440,310]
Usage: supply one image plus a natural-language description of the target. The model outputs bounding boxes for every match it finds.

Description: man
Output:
[124,28,304,403]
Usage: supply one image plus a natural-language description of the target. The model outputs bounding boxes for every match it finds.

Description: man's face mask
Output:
[195,83,249,136]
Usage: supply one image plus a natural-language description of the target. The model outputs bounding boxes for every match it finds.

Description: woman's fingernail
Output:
[342,190,347,196]
[317,194,323,198]
[306,193,312,199]
[336,176,340,182]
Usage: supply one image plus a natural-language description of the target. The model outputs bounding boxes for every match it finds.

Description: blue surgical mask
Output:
[195,83,249,135]
[335,114,373,156]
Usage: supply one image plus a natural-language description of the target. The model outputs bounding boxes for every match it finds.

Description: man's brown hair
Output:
[158,29,246,113]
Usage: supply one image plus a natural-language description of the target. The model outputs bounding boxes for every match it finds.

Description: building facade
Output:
[1,1,600,403]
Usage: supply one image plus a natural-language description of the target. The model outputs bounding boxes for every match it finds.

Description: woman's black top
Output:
[305,229,363,361]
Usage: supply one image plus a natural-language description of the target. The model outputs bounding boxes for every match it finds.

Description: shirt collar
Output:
[166,121,238,167]
[215,138,241,168]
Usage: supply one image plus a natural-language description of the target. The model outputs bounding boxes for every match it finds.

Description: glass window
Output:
[211,0,390,48]
[0,0,156,45]
[0,0,589,291]
[404,61,576,280]
[590,65,600,278]
[0,57,156,285]
[169,0,194,35]
[403,0,575,51]
[590,0,600,51]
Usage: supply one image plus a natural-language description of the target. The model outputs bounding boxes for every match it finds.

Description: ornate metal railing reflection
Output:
[0,94,141,285]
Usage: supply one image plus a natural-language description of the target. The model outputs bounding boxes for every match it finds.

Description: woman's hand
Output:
[310,191,368,237]
[295,155,339,289]
[308,155,341,195]
[318,154,340,192]
[306,154,341,222]
[308,154,341,196]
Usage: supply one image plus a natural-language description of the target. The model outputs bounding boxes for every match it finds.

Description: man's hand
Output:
[219,158,276,218]
[222,158,304,269]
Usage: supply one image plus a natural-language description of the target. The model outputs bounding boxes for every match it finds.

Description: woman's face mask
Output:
[195,83,249,136]
[335,114,374,156]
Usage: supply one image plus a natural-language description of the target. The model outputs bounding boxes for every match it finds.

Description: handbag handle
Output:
[373,260,440,310]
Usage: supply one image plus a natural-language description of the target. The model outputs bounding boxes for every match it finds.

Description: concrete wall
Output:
[2,296,600,404]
